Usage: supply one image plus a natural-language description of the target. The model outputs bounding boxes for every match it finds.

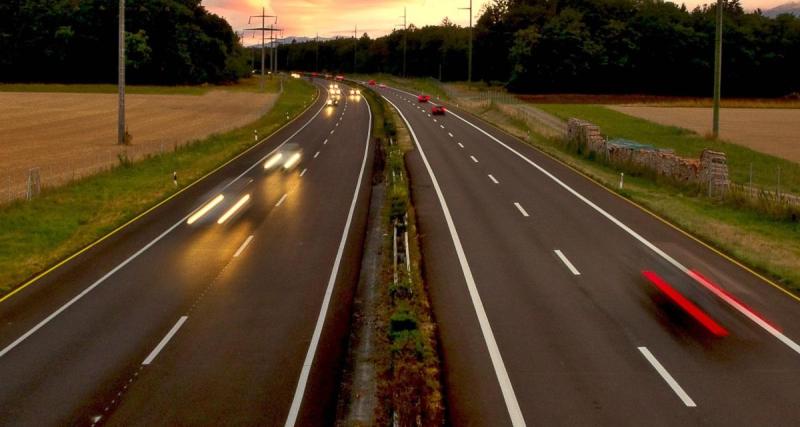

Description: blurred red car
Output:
[368,80,376,86]
[431,105,446,115]
[418,95,431,103]
[335,75,345,81]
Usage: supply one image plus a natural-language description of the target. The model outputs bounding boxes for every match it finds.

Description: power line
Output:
[712,0,723,139]
[459,0,473,83]
[244,8,279,90]
[117,0,125,145]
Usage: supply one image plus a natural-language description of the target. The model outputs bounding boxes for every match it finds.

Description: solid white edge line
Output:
[554,250,581,276]
[0,90,331,360]
[382,94,527,427]
[276,193,288,207]
[514,202,530,218]
[234,235,255,258]
[414,89,800,356]
[284,90,372,427]
[488,174,499,184]
[142,316,188,365]
[638,346,697,407]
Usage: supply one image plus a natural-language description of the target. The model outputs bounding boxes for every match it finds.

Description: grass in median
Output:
[353,73,450,101]
[0,78,316,295]
[356,83,445,424]
[537,104,800,195]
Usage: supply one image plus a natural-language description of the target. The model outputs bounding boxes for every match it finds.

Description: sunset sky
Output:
[203,0,790,43]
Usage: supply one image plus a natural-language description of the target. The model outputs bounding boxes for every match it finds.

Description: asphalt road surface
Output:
[0,79,373,426]
[377,85,800,426]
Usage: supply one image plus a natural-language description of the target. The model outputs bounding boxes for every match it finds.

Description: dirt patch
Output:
[0,90,276,200]
[608,106,800,164]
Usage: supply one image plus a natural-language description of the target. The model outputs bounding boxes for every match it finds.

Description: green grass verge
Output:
[0,76,281,95]
[538,104,800,195]
[462,102,800,292]
[0,77,316,294]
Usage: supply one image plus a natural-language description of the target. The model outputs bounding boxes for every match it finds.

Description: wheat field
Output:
[0,90,276,201]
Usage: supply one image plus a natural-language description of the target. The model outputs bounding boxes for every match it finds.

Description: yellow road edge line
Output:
[0,84,320,305]
[441,100,800,304]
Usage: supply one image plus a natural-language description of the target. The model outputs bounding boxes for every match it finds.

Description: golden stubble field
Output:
[608,106,800,164]
[0,90,276,200]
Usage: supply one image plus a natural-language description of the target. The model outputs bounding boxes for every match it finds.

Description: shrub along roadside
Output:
[444,97,800,292]
[0,78,316,295]
[348,82,445,425]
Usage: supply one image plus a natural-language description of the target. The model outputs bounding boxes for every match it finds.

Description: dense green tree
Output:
[0,0,250,84]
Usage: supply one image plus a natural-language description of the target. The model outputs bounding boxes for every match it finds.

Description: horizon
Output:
[204,0,793,44]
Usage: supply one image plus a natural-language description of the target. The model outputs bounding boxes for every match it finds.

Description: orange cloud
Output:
[203,0,791,43]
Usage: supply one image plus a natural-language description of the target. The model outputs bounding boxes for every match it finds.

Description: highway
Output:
[0,80,373,426]
[377,85,800,426]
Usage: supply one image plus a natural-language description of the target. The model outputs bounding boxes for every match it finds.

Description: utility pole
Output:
[402,8,407,77]
[712,0,723,139]
[117,0,125,145]
[460,0,473,83]
[245,8,278,90]
[315,32,320,72]
[353,24,358,73]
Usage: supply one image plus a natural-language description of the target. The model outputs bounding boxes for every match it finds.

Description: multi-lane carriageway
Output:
[0,79,372,426]
[377,85,800,426]
[1,76,799,426]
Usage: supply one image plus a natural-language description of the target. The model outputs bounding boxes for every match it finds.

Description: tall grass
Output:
[538,104,800,196]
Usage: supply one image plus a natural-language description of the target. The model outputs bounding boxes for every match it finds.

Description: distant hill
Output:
[763,2,800,17]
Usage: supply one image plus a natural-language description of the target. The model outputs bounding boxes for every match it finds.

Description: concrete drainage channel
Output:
[336,84,445,426]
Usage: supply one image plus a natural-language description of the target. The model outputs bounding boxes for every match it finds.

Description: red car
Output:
[368,80,376,86]
[418,95,431,103]
[431,105,446,115]
[335,75,345,81]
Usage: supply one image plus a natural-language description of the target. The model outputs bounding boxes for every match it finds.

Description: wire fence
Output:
[2,141,178,205]
[442,84,800,212]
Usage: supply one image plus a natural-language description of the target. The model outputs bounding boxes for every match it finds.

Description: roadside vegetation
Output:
[339,82,444,425]
[358,75,800,294]
[539,104,800,196]
[1,1,251,85]
[0,78,316,295]
[464,97,800,292]
[0,76,279,95]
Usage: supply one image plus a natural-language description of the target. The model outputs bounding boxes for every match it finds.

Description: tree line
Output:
[0,0,250,84]
[280,0,800,96]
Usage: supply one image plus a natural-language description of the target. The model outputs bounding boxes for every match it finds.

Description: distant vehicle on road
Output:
[335,75,345,81]
[378,83,386,88]
[326,97,339,107]
[418,95,431,103]
[368,80,376,86]
[431,105,446,115]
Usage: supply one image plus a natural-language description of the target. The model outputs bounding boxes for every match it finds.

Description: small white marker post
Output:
[619,172,624,190]
[254,130,258,142]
